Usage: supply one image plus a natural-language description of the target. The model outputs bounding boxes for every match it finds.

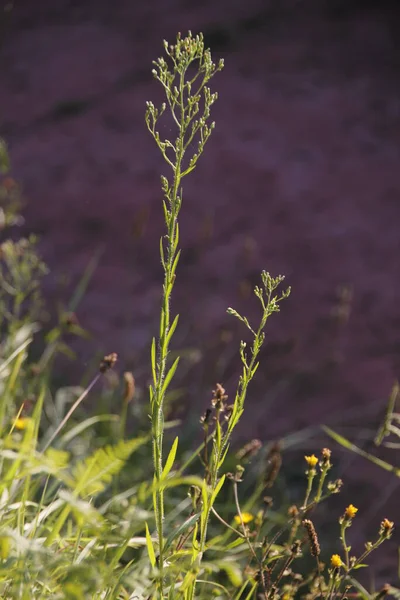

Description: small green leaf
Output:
[215,419,222,448]
[323,426,400,476]
[151,338,157,386]
[164,512,200,552]
[174,222,180,249]
[162,436,178,480]
[166,314,179,347]
[160,237,165,268]
[170,249,181,279]
[251,362,259,377]
[162,200,170,225]
[218,446,230,469]
[225,538,247,550]
[201,481,209,512]
[210,474,226,506]
[145,522,156,568]
[161,357,180,396]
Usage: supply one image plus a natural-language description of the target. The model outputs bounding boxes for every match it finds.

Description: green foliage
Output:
[0,32,397,600]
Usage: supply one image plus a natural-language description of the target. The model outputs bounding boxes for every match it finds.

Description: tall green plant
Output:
[145,32,291,597]
[145,32,223,594]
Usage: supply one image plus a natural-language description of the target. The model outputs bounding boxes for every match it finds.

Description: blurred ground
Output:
[1,0,400,582]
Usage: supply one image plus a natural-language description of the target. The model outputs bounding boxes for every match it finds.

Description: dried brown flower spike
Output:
[302,519,321,557]
[123,372,135,403]
[99,352,118,373]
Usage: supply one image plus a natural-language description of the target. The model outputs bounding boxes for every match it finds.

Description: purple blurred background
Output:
[1,0,400,577]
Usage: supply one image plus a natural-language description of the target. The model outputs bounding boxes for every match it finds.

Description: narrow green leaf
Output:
[161,357,180,396]
[32,384,46,443]
[323,426,400,476]
[164,512,200,552]
[201,481,208,512]
[160,308,165,344]
[170,249,181,279]
[149,385,154,405]
[145,522,156,568]
[162,436,178,480]
[225,537,247,551]
[151,337,157,386]
[166,314,179,347]
[160,237,165,268]
[210,474,226,506]
[155,475,205,493]
[218,446,230,469]
[251,362,259,377]
[243,582,258,600]
[215,419,221,449]
[162,200,169,225]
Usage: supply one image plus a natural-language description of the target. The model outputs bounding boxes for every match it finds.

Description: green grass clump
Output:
[0,32,396,600]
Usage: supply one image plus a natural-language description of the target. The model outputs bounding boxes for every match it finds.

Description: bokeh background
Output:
[1,0,400,583]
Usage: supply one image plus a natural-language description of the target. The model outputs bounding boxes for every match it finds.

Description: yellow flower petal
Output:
[330,554,343,568]
[234,512,254,525]
[345,504,358,518]
[14,417,31,430]
[304,454,318,468]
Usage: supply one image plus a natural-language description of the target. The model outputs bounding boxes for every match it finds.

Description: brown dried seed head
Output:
[302,519,321,557]
[99,352,118,373]
[236,439,262,461]
[123,372,135,403]
[263,496,273,508]
[265,442,282,488]
[322,448,331,460]
[213,383,227,400]
[211,382,228,410]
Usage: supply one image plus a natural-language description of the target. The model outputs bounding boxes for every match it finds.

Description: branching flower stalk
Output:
[327,514,394,599]
[185,274,290,599]
[145,32,223,595]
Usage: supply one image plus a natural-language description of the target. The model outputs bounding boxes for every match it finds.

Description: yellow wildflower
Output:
[330,554,343,569]
[304,454,318,468]
[234,512,254,525]
[14,417,31,430]
[345,504,358,519]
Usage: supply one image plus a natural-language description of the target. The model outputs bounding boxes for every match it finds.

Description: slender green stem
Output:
[302,470,316,510]
[341,522,350,570]
[151,139,182,597]
[314,465,329,503]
